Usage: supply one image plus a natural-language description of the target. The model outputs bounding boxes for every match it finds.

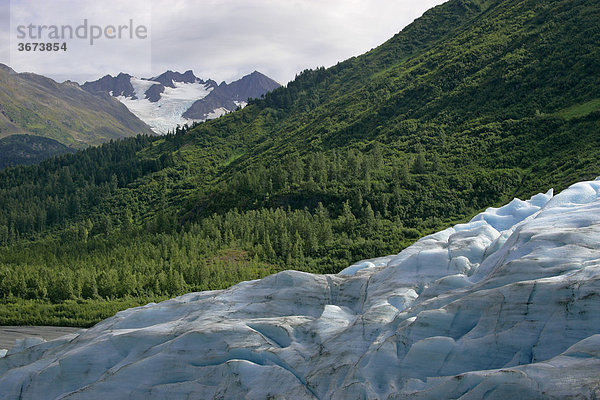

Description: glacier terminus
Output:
[1,179,600,399]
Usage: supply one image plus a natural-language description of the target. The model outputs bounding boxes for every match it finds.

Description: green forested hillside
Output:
[0,0,599,326]
[0,135,76,169]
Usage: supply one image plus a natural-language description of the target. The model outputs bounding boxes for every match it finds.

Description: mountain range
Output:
[0,63,154,147]
[82,70,281,134]
[0,65,279,168]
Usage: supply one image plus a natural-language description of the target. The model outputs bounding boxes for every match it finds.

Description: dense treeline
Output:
[0,135,166,243]
[0,0,599,326]
[0,135,524,326]
[0,135,76,169]
[0,203,414,327]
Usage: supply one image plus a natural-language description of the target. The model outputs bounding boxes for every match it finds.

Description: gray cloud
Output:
[1,0,447,84]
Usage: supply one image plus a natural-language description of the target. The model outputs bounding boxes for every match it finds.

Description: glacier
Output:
[117,78,214,134]
[1,179,600,399]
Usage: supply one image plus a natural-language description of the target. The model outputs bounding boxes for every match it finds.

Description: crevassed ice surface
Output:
[205,107,229,120]
[117,78,213,134]
[1,179,600,399]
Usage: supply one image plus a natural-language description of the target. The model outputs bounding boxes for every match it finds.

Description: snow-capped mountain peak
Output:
[82,70,280,134]
[146,70,200,88]
[114,77,214,134]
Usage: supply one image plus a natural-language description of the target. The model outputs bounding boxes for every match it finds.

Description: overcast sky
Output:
[1,0,447,85]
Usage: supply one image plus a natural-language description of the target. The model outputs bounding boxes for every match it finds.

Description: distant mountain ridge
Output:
[83,70,281,133]
[0,64,154,148]
[183,71,281,120]
[81,73,137,99]
[150,70,201,87]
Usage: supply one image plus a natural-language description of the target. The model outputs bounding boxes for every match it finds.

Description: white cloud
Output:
[2,0,448,84]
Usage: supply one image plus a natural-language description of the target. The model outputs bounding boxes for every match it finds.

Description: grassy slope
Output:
[0,68,154,148]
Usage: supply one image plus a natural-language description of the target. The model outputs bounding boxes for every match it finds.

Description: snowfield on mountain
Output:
[82,70,280,134]
[116,78,214,134]
[1,178,599,399]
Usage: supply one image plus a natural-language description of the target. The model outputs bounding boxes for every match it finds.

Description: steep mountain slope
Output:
[0,0,598,326]
[83,70,280,133]
[150,0,600,227]
[0,65,154,147]
[0,135,76,169]
[183,71,281,120]
[80,72,137,98]
[199,0,599,186]
[2,179,599,398]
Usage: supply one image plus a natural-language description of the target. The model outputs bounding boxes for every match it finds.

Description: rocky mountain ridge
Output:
[0,64,154,148]
[83,70,280,133]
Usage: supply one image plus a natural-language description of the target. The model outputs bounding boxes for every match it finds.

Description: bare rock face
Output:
[148,70,199,88]
[81,73,137,98]
[1,179,600,399]
[183,71,281,120]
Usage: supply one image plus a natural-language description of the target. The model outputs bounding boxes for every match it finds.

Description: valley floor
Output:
[0,326,81,350]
